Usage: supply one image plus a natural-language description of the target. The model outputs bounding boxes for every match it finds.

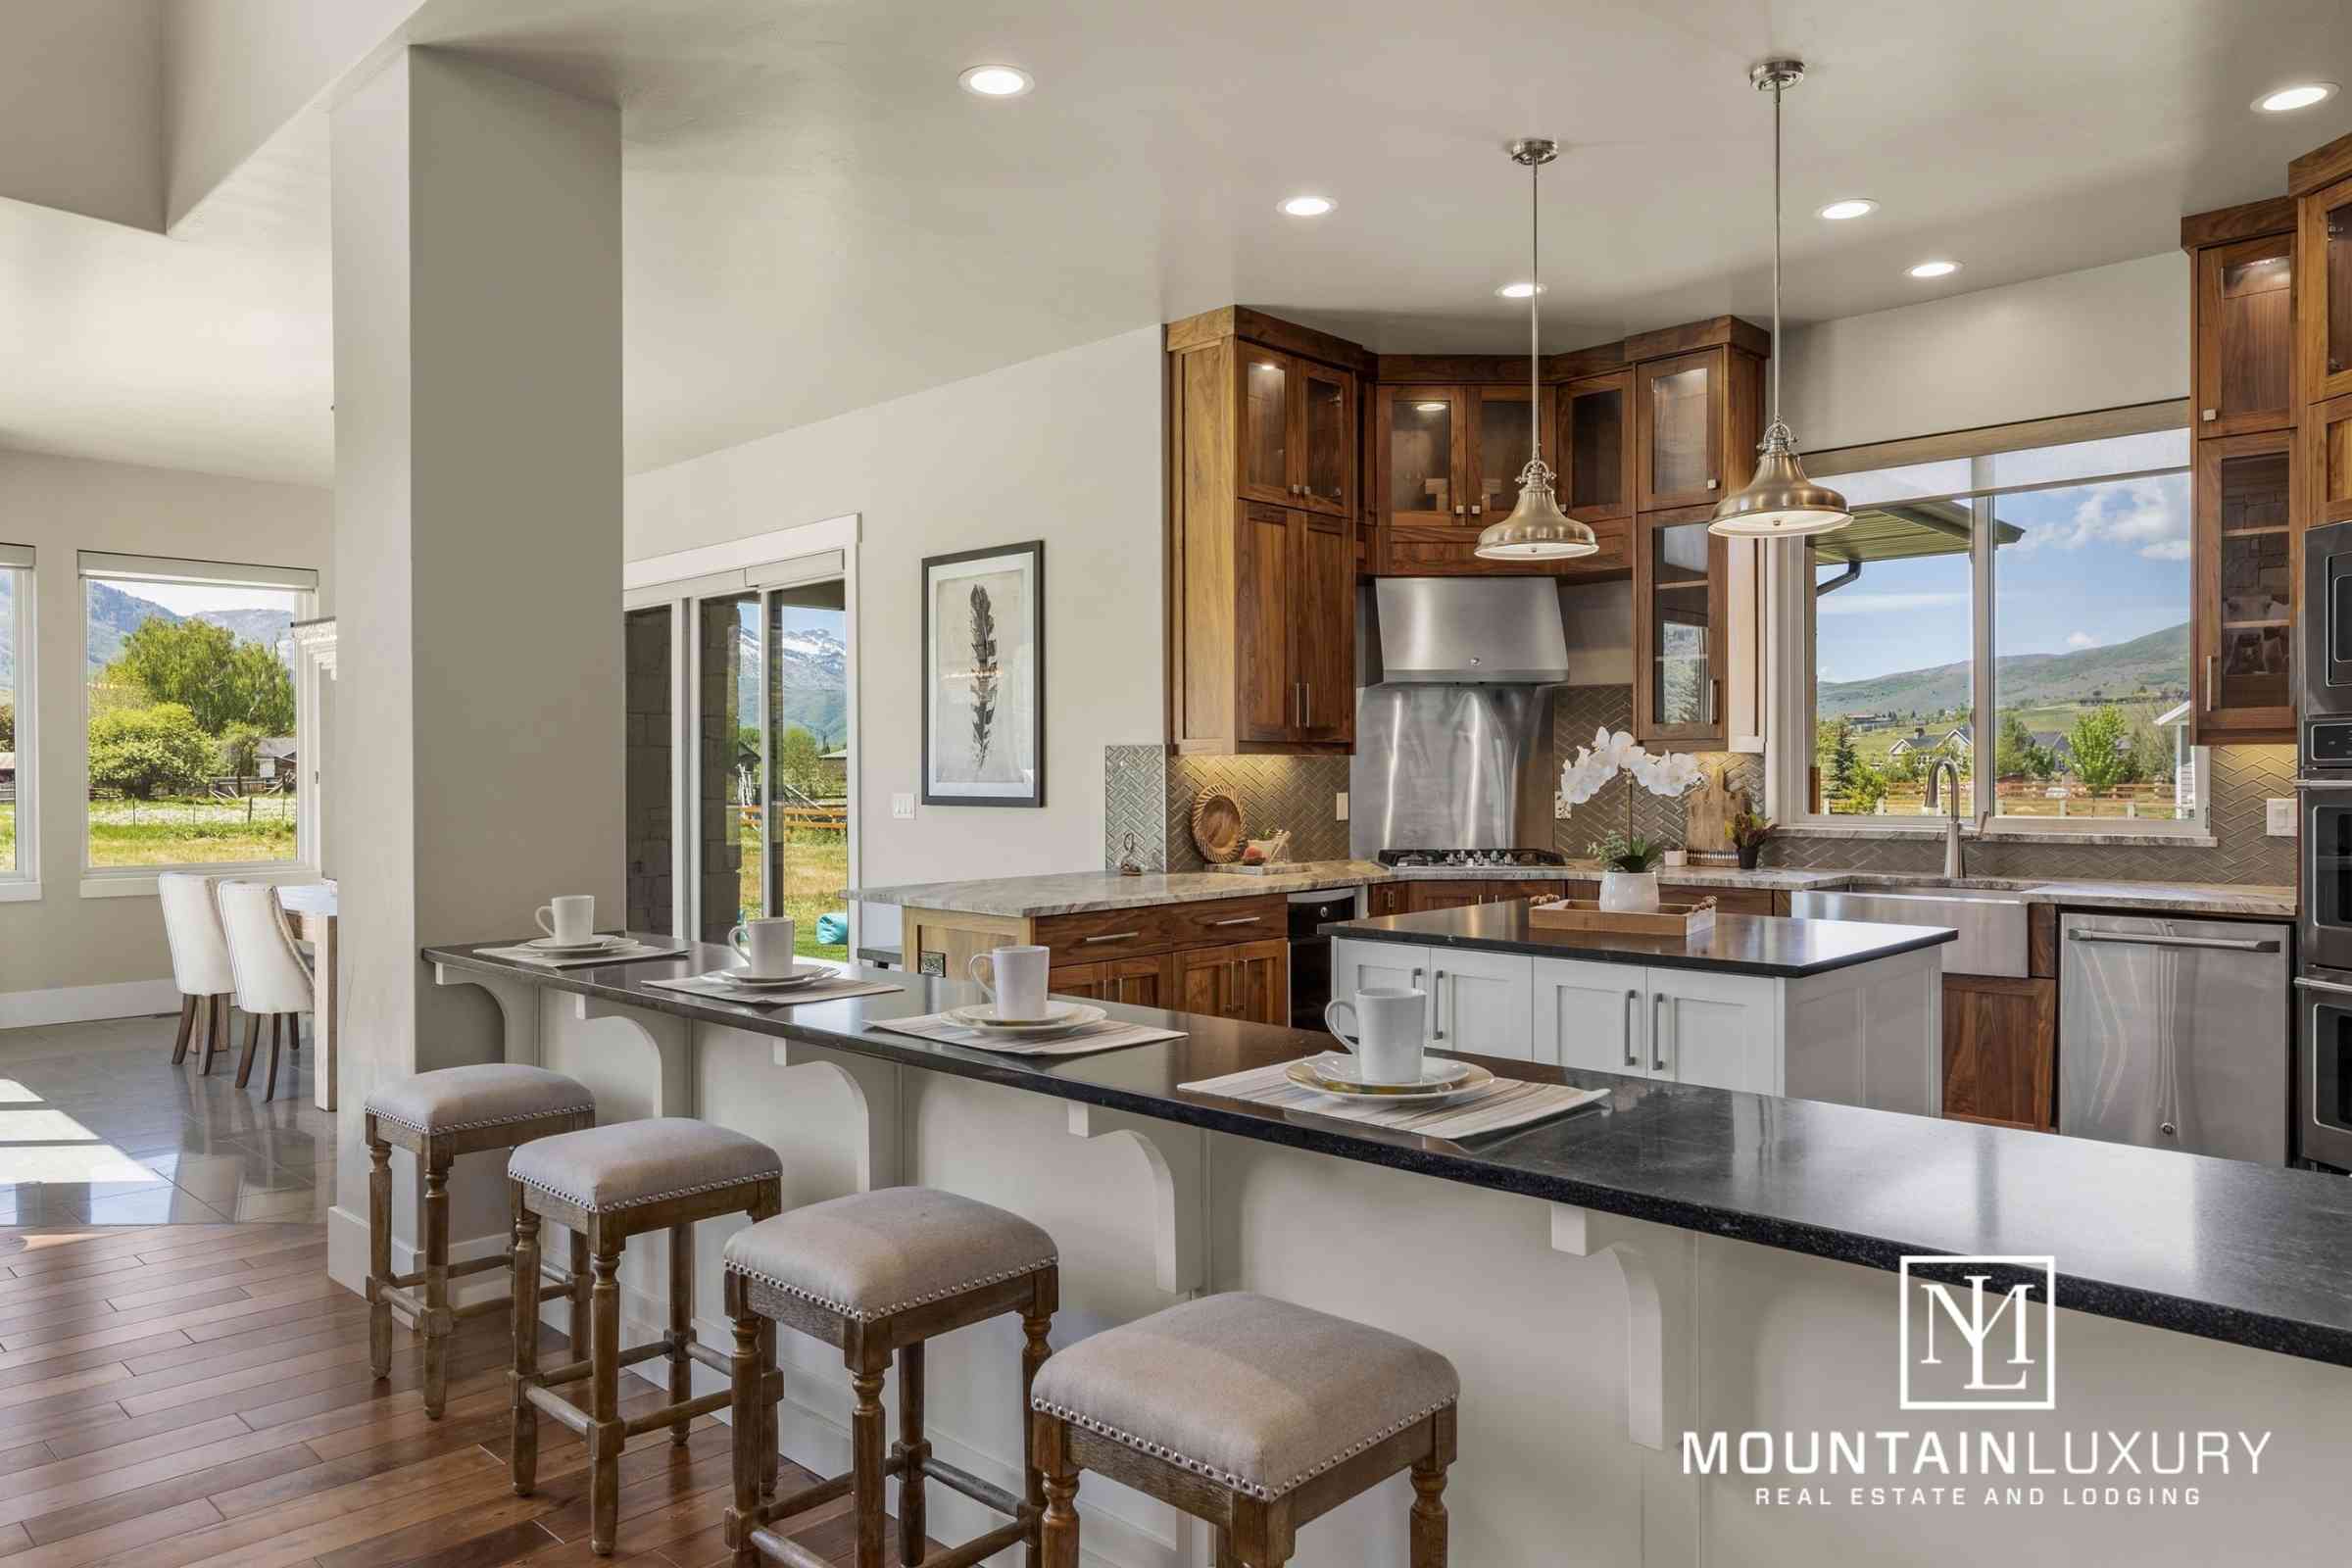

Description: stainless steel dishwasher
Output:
[2059,912,2290,1163]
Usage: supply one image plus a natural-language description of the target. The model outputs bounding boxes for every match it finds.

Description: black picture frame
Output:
[921,540,1045,808]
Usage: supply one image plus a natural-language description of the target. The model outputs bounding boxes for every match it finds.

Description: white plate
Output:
[711,965,832,989]
[947,1004,1108,1038]
[1286,1057,1494,1105]
[951,1001,1093,1029]
[1304,1054,1474,1092]
[525,934,626,953]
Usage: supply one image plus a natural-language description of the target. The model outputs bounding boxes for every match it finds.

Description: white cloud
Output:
[2066,631,2098,649]
[1816,591,1970,616]
[2004,475,2189,561]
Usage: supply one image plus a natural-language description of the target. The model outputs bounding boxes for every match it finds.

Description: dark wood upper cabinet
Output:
[1633,506,1728,745]
[1378,384,1467,533]
[1468,384,1548,525]
[2314,390,2352,529]
[1637,350,1725,511]
[1293,360,1355,517]
[2296,140,2352,405]
[2195,231,2295,437]
[1236,352,1293,507]
[1560,370,1634,522]
[2192,431,2297,742]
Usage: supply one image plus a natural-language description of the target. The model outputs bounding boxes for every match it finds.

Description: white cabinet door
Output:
[1649,966,1781,1094]
[1427,948,1535,1058]
[1331,939,1431,1024]
[1532,957,1646,1074]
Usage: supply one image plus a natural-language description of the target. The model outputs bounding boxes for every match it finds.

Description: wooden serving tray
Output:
[1528,897,1717,939]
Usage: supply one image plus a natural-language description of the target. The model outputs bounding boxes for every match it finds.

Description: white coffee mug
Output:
[969,944,1050,1021]
[1324,988,1428,1086]
[535,895,595,945]
[729,916,797,976]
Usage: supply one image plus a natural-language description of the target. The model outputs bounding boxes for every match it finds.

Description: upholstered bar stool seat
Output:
[362,1065,597,1422]
[722,1188,1059,1568]
[508,1118,784,1557]
[1031,1294,1460,1567]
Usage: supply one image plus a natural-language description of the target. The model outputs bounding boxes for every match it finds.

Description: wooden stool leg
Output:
[668,1223,695,1446]
[1213,1532,1242,1568]
[366,1125,393,1379]
[234,1010,259,1086]
[1408,1454,1448,1567]
[569,1228,591,1354]
[211,995,231,1073]
[590,1243,623,1555]
[170,996,196,1064]
[420,1151,452,1419]
[1021,1310,1053,1567]
[510,1194,542,1495]
[759,1320,779,1498]
[724,1278,762,1568]
[850,1365,887,1568]
[1036,1419,1080,1568]
[896,1342,926,1565]
[264,1014,285,1102]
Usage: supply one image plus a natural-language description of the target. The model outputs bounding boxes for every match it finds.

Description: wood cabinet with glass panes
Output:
[1373,380,1620,577]
[2293,132,2352,408]
[1629,321,1769,513]
[1633,504,1730,745]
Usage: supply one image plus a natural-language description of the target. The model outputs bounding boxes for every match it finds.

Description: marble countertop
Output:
[848,860,2295,919]
[1331,906,1957,977]
[424,937,2352,1370]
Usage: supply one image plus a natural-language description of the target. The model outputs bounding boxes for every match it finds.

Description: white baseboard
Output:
[0,977,181,1030]
[325,1206,514,1318]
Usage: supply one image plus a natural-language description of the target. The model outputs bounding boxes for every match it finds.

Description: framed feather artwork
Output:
[921,540,1044,807]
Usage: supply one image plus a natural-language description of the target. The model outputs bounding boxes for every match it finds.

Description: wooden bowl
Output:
[1190,790,1247,864]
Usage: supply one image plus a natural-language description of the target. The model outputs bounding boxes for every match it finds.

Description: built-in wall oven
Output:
[2294,519,2352,1167]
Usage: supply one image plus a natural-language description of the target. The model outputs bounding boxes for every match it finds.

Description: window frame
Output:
[1765,400,2212,842]
[0,544,35,899]
[76,551,320,894]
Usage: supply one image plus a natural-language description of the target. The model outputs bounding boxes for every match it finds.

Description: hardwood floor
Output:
[0,1225,920,1568]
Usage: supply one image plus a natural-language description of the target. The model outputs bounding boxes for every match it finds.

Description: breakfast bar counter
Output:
[418,938,2352,1567]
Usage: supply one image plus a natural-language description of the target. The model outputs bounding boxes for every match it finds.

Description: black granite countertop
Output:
[1328,904,1956,977]
[425,937,2352,1370]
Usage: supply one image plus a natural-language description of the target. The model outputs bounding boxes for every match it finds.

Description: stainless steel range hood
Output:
[1364,578,1571,684]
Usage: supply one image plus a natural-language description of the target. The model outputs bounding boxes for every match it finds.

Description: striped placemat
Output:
[476,939,690,969]
[871,1011,1184,1057]
[641,974,902,1008]
[1178,1059,1607,1140]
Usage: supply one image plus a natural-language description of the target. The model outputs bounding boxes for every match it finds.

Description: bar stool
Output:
[1029,1293,1459,1567]
[363,1064,598,1417]
[721,1187,1060,1568]
[509,1117,785,1557]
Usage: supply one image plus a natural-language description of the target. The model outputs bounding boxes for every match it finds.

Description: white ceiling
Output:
[3,0,2349,485]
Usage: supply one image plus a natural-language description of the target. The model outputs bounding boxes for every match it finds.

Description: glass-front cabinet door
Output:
[1560,370,1634,522]
[1468,385,1543,526]
[1637,349,1724,511]
[1293,361,1354,517]
[2316,392,2352,530]
[2194,432,2295,738]
[2313,174,2352,403]
[1634,510,1725,743]
[2197,232,2294,437]
[1237,351,1293,507]
[1381,386,1465,532]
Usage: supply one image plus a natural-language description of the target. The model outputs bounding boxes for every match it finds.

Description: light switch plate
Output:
[1336,792,1348,821]
[2267,797,2295,836]
[892,793,916,820]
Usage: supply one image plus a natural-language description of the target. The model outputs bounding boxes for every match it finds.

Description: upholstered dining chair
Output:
[156,872,235,1073]
[216,879,313,1101]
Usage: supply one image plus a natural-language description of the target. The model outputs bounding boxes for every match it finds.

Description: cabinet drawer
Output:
[1164,893,1287,947]
[1662,884,1774,917]
[1034,906,1178,964]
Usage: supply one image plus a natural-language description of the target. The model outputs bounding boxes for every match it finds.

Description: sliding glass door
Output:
[765,582,849,961]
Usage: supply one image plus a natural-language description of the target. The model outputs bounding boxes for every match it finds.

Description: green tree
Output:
[1995,712,2052,780]
[219,720,265,778]
[2125,714,2170,786]
[88,704,213,800]
[1816,717,1861,798]
[1846,760,1889,815]
[771,725,827,799]
[105,618,293,735]
[0,699,12,751]
[2066,705,2132,798]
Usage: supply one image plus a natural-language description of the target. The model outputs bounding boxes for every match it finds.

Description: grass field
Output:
[0,802,12,868]
[85,795,297,867]
[729,814,850,960]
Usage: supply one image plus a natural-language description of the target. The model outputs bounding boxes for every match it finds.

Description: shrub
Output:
[88,704,213,800]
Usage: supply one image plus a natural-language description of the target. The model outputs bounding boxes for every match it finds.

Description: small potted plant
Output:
[1588,830,1666,911]
[1728,810,1772,871]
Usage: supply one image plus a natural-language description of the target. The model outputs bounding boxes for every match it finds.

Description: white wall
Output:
[0,0,162,230]
[1779,252,2188,453]
[0,449,331,1021]
[626,325,1167,941]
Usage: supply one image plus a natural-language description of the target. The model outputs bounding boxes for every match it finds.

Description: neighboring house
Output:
[2032,731,2075,768]
[258,737,297,780]
[0,751,13,784]
[1888,724,1971,759]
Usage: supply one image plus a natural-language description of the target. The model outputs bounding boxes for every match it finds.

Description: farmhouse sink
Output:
[1787,881,2031,977]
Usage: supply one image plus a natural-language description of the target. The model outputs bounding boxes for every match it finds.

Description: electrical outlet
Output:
[1335,792,1348,821]
[2267,797,2295,836]
[892,793,916,820]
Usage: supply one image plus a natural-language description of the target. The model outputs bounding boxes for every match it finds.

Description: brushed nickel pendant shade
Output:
[1475,138,1598,562]
[1710,60,1851,539]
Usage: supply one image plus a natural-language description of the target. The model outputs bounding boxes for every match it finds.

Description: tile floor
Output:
[0,1009,334,1224]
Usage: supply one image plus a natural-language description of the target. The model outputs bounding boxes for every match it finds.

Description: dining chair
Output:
[156,872,235,1073]
[216,879,312,1101]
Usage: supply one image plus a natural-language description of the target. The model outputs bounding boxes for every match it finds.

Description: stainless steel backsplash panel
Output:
[1350,684,1559,856]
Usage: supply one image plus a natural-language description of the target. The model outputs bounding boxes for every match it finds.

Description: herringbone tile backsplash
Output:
[1103,747,1352,870]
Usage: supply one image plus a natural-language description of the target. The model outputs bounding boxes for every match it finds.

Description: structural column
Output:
[325,47,622,1284]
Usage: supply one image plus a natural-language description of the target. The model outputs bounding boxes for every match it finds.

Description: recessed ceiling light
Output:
[1817,198,1878,221]
[1494,281,1544,299]
[1908,260,1961,279]
[958,65,1033,98]
[1279,194,1336,218]
[2255,81,2337,113]
[1414,401,1448,413]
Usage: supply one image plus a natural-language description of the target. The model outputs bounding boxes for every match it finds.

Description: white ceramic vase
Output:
[1598,870,1661,913]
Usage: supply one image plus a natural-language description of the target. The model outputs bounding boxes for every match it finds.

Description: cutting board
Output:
[1683,765,1748,856]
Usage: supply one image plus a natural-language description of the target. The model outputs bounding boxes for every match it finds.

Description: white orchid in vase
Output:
[1556,728,1704,911]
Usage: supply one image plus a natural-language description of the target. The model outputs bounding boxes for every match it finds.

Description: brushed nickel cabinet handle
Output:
[1082,931,1143,945]
[2206,654,2218,710]
[1470,504,1482,515]
[1432,970,1447,1041]
[1650,993,1668,1072]
[1706,477,1720,490]
[1209,915,1262,927]
[1622,988,1640,1068]
[1454,504,1467,515]
[2201,409,2217,421]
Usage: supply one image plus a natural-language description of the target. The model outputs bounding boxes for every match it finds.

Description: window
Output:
[0,544,29,884]
[1791,406,2201,832]
[79,553,318,875]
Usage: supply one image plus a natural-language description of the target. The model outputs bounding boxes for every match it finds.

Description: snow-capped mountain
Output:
[733,624,847,746]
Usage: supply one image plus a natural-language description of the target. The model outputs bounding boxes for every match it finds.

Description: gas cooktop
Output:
[1377,848,1568,869]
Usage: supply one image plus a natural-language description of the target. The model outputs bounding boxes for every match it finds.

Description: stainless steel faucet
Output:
[1924,759,1966,880]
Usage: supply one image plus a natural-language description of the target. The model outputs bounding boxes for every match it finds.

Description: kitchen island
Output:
[408,937,2352,1568]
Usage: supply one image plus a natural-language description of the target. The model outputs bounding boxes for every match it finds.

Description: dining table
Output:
[275,879,338,1110]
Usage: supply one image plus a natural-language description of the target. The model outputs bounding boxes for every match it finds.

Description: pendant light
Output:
[1709,60,1851,538]
[1475,138,1598,561]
